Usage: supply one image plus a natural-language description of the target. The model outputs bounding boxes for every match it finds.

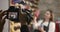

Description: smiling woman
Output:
[32,9,55,32]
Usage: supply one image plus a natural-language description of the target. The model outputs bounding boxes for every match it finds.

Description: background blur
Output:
[0,0,60,32]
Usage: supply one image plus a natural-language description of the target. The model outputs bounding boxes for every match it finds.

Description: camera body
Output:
[7,6,19,22]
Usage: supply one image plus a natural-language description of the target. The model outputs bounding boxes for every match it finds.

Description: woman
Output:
[33,9,55,32]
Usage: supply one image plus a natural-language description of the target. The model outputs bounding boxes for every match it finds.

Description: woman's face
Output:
[44,11,51,19]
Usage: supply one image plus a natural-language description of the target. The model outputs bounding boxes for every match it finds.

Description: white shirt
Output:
[33,20,55,32]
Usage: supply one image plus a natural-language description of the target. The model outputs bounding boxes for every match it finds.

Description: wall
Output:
[38,0,60,20]
[0,0,9,11]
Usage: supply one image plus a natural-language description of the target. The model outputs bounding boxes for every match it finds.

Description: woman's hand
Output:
[33,16,37,22]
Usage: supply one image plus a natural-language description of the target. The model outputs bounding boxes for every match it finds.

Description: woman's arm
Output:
[48,22,55,32]
[32,16,39,29]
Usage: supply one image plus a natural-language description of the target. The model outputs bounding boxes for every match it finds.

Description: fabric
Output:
[3,19,9,32]
[21,25,29,32]
[13,0,22,4]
